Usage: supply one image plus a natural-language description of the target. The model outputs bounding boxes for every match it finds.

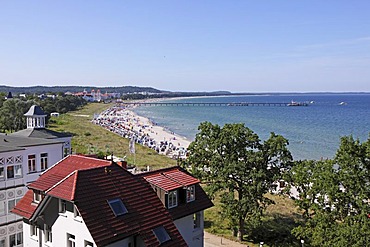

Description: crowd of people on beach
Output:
[92,105,188,159]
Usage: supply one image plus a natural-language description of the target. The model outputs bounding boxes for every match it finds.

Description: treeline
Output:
[0,94,86,132]
[186,122,370,246]
[0,85,164,95]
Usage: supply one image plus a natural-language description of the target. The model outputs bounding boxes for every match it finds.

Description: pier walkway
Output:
[120,102,308,107]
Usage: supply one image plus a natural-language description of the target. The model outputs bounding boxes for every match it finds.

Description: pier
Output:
[120,102,308,107]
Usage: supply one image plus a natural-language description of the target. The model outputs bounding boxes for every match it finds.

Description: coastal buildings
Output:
[12,155,213,247]
[0,105,71,246]
[72,89,121,102]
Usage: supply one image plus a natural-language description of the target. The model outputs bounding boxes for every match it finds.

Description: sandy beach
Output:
[92,102,191,159]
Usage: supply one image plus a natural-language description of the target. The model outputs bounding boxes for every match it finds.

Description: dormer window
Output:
[33,190,42,203]
[186,185,195,202]
[107,198,128,216]
[168,190,177,208]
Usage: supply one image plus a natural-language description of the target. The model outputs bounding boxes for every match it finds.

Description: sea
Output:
[133,93,370,161]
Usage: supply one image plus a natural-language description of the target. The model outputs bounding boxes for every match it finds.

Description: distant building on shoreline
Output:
[73,89,121,102]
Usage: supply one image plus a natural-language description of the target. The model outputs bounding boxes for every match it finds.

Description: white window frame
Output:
[59,199,67,214]
[40,153,48,171]
[9,232,23,247]
[193,212,201,230]
[186,185,196,202]
[168,190,178,208]
[6,165,22,179]
[0,201,5,216]
[0,167,4,181]
[74,205,82,220]
[67,233,76,247]
[84,240,94,247]
[33,190,42,203]
[28,154,36,173]
[44,224,52,243]
[30,224,38,237]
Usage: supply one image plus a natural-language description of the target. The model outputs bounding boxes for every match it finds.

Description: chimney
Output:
[117,160,127,169]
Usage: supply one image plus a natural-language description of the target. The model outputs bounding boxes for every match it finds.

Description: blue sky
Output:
[1,1,370,92]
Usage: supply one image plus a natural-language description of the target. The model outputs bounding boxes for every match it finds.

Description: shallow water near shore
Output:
[133,93,370,160]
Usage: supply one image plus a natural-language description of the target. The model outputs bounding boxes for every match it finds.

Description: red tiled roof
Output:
[29,155,111,191]
[11,190,36,219]
[144,173,182,192]
[13,156,187,247]
[47,171,78,201]
[163,169,200,186]
[139,167,213,220]
[142,168,200,192]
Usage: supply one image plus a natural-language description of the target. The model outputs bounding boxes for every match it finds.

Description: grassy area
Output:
[47,102,177,169]
[204,193,303,246]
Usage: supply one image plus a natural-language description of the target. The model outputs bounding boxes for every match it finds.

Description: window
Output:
[153,226,171,244]
[67,234,75,247]
[168,190,177,208]
[193,212,201,229]
[0,167,4,180]
[7,165,22,179]
[40,153,48,171]
[44,225,52,243]
[30,225,38,237]
[74,205,81,218]
[0,157,4,166]
[0,238,5,247]
[108,199,128,216]
[9,232,22,247]
[33,190,42,203]
[28,155,36,173]
[59,199,67,213]
[84,240,94,247]
[186,185,195,202]
[8,199,16,213]
[0,201,5,216]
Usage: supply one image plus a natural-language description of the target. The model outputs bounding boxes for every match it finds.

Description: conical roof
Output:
[24,105,47,116]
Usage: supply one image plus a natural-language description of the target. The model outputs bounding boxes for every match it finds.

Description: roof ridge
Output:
[71,170,79,201]
[136,166,181,177]
[70,154,111,163]
[46,170,77,194]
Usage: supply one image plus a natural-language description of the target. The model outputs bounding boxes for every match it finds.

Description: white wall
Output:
[174,211,204,247]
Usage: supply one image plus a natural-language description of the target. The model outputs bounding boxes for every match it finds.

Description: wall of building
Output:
[174,211,204,247]
[23,198,96,247]
[0,142,65,247]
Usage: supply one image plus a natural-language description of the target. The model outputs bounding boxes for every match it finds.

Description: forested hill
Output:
[0,85,232,97]
[0,85,165,94]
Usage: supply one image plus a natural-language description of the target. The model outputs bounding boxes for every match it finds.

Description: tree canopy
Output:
[187,122,292,241]
[286,136,370,246]
[0,95,86,132]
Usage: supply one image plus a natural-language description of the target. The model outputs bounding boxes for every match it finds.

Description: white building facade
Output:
[0,105,71,247]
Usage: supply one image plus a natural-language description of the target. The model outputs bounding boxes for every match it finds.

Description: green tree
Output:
[289,136,370,246]
[0,99,35,132]
[187,122,292,241]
